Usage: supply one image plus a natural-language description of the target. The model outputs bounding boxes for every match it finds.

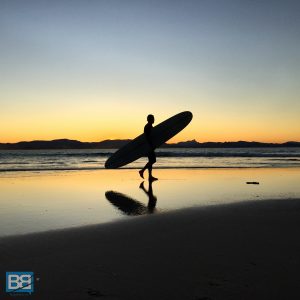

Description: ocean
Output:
[1,147,300,172]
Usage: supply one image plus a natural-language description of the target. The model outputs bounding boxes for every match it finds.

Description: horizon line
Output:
[0,138,299,144]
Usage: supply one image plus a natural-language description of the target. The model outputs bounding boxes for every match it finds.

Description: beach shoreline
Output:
[1,168,300,238]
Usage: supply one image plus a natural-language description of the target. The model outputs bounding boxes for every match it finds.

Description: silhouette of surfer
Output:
[139,114,158,181]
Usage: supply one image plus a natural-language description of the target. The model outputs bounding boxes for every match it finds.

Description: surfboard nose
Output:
[184,111,193,121]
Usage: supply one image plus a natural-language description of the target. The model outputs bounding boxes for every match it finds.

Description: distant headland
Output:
[0,139,299,150]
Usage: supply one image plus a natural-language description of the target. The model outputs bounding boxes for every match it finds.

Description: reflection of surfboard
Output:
[105,191,148,216]
[105,111,193,169]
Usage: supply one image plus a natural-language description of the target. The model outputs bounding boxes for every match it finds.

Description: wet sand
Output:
[1,168,300,237]
[1,197,300,300]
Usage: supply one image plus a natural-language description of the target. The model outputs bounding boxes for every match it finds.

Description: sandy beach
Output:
[0,186,300,299]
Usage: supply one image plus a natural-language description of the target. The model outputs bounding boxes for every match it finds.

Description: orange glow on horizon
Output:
[1,105,299,144]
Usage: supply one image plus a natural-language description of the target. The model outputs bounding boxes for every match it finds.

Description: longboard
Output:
[105,111,193,169]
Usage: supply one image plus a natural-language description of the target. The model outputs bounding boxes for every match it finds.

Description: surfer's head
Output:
[147,114,155,124]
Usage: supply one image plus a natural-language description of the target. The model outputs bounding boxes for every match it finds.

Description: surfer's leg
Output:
[149,168,157,181]
[148,152,157,181]
[139,165,147,179]
[139,161,150,179]
[148,163,153,177]
[139,169,144,179]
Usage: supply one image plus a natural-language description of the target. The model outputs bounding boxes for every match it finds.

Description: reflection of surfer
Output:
[139,181,157,213]
[139,114,158,181]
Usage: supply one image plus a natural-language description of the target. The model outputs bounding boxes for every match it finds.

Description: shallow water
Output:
[0,147,300,172]
[0,168,300,237]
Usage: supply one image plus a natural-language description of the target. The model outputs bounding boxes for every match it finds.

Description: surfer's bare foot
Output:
[139,170,144,179]
[149,176,158,181]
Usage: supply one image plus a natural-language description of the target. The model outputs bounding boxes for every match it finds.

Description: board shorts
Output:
[148,150,156,164]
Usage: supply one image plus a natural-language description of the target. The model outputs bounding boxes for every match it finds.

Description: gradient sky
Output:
[1,0,299,143]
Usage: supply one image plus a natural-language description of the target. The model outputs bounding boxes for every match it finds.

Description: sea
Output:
[1,147,300,172]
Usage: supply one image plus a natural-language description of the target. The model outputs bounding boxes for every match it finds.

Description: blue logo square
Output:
[6,272,34,293]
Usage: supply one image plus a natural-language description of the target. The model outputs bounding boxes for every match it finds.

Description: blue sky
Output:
[1,0,299,142]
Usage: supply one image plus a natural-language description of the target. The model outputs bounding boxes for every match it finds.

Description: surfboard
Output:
[105,111,193,169]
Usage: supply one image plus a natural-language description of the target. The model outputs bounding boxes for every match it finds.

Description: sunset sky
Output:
[1,0,299,143]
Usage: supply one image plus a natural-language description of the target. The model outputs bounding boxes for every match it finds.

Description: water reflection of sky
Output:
[0,168,300,237]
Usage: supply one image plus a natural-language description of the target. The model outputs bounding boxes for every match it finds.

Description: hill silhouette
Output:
[0,139,299,150]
